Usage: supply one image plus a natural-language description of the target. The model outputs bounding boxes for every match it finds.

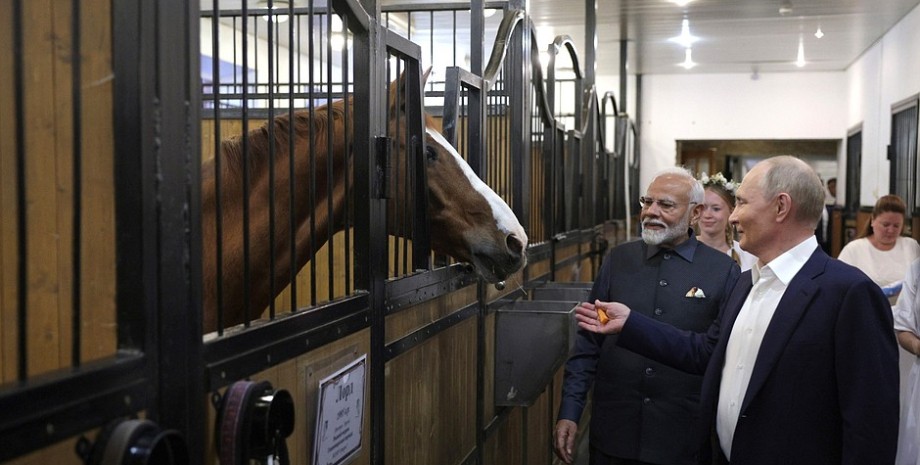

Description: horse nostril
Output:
[506,234,524,256]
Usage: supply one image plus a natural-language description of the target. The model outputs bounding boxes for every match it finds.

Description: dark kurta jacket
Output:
[559,234,740,465]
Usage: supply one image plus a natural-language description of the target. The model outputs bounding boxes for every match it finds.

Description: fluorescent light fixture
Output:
[670,0,693,6]
[669,17,698,48]
[679,47,696,69]
[795,36,806,67]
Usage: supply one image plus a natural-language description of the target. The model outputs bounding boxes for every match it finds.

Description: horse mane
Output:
[217,99,351,177]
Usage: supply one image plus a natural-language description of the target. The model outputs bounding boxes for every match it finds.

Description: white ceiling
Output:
[204,0,920,78]
[527,0,920,76]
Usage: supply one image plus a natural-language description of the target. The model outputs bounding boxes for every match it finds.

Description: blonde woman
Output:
[696,172,757,271]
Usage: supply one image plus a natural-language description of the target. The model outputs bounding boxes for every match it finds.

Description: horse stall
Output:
[0,0,637,464]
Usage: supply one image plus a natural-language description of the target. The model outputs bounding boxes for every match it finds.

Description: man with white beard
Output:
[554,167,741,465]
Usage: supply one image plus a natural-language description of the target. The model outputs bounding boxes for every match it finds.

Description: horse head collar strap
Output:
[79,418,189,465]
[216,380,295,465]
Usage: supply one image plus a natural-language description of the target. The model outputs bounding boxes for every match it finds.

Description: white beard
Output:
[642,214,691,246]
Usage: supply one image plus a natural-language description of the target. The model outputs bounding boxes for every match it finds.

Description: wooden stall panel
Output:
[526,390,553,465]
[0,0,116,383]
[386,317,478,464]
[206,329,372,464]
[483,407,524,465]
[385,285,477,344]
[0,0,16,383]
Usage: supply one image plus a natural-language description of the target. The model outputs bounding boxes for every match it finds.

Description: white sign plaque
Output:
[311,355,366,465]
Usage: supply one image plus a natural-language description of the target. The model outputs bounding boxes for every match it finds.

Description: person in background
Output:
[816,177,837,254]
[893,257,920,465]
[575,156,898,464]
[554,167,740,465]
[696,172,758,272]
[837,194,920,301]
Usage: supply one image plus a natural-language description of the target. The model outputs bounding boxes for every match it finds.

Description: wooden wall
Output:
[2,0,115,463]
[0,0,116,382]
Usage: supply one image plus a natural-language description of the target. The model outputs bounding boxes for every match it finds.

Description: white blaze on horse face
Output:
[425,128,529,248]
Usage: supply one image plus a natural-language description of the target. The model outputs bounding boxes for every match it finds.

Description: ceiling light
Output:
[670,0,694,6]
[779,0,793,16]
[795,36,806,67]
[814,26,824,39]
[669,17,698,48]
[260,0,290,23]
[679,48,696,69]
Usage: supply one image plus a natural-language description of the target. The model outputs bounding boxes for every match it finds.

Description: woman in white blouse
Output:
[838,195,920,301]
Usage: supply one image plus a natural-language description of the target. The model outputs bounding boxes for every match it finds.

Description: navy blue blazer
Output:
[619,247,899,465]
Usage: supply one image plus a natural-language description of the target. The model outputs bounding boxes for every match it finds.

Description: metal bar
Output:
[342,16,353,295]
[70,0,83,368]
[268,0,277,320]
[385,303,478,359]
[203,296,370,390]
[154,0,205,456]
[327,12,336,300]
[309,0,317,305]
[288,0,297,314]
[212,0,226,333]
[13,0,27,382]
[0,356,148,463]
[241,1,252,327]
[384,263,478,314]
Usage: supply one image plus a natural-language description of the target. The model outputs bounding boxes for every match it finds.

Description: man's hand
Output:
[574,300,631,334]
[553,419,578,464]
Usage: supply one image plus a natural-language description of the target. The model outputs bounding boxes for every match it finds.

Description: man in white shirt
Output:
[573,156,898,465]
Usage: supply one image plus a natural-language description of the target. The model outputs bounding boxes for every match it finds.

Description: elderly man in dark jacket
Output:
[554,167,741,465]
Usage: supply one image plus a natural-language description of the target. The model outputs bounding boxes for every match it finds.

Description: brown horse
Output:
[201,73,528,333]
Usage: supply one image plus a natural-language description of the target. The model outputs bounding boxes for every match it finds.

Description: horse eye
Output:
[425,146,438,161]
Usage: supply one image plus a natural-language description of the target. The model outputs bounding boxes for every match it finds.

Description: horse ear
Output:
[389,68,429,115]
[422,66,432,88]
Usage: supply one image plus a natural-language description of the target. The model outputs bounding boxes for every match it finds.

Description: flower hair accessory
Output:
[699,172,737,194]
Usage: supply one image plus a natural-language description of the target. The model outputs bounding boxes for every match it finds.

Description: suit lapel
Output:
[739,250,827,413]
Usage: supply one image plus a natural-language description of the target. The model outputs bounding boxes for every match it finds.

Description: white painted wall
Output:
[638,72,847,192]
[631,2,920,204]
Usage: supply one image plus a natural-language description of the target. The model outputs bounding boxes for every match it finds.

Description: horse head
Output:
[387,69,528,282]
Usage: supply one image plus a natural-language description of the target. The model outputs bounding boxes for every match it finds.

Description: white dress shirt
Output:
[717,236,818,460]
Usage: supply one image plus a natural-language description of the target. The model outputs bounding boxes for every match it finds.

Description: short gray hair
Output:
[758,156,825,227]
[653,166,704,205]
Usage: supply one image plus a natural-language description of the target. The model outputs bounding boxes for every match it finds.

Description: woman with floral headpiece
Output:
[696,172,758,271]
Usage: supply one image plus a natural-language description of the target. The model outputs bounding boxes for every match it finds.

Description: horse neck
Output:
[201,101,353,332]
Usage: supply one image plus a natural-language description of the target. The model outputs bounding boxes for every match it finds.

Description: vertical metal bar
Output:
[268,0,277,319]
[399,60,409,275]
[70,0,83,367]
[343,16,352,295]
[619,39,628,114]
[155,0,205,456]
[309,0,317,304]
[409,60,430,272]
[288,0,297,313]
[13,0,28,381]
[326,12,335,298]
[241,1,252,325]
[213,0,225,334]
